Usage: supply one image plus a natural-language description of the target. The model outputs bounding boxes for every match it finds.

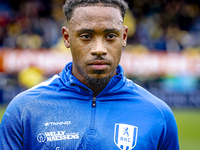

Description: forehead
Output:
[68,6,123,30]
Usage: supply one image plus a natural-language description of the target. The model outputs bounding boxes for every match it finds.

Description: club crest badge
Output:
[114,123,138,150]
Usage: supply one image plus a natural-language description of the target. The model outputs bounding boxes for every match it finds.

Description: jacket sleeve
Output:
[0,98,23,150]
[158,107,180,150]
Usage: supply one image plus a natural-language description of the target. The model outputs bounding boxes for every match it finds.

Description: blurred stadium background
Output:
[0,0,200,149]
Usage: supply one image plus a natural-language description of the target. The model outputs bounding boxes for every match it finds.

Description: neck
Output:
[89,85,107,97]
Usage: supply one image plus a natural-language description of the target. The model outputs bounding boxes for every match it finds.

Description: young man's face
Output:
[62,6,128,87]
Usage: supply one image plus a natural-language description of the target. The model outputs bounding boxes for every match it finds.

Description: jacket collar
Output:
[59,62,125,96]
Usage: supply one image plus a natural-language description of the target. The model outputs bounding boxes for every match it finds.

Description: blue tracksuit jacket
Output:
[0,62,179,150]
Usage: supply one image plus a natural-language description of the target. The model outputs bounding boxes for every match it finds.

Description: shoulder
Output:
[4,74,63,116]
[124,79,179,148]
[124,78,175,120]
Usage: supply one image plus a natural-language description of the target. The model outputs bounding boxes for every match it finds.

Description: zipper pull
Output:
[92,97,96,107]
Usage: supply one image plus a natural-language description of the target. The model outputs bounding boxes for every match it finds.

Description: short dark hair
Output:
[63,0,128,21]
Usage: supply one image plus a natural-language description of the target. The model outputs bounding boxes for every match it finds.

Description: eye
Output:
[106,33,117,40]
[80,34,92,40]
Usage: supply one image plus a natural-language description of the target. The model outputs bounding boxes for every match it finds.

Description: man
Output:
[0,0,179,149]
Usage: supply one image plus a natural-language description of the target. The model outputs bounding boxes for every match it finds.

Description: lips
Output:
[89,60,110,70]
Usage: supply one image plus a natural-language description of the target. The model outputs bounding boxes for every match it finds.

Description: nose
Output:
[91,38,107,56]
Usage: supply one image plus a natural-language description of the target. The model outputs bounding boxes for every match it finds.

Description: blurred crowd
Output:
[128,0,200,51]
[0,0,65,50]
[1,0,200,51]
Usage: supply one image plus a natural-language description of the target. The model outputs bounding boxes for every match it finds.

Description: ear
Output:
[62,26,70,48]
[122,26,128,47]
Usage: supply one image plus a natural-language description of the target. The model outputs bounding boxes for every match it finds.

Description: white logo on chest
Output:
[37,131,79,143]
[114,123,138,150]
[45,121,71,126]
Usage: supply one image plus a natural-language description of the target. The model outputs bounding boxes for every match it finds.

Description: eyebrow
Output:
[77,29,95,33]
[103,29,121,33]
[76,28,121,33]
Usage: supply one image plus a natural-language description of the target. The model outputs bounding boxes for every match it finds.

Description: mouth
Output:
[89,60,110,70]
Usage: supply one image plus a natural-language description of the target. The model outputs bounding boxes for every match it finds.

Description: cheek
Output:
[69,39,84,61]
[71,48,84,63]
[111,43,122,62]
[113,51,122,67]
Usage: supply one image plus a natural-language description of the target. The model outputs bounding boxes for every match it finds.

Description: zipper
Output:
[89,97,96,131]
[92,97,96,107]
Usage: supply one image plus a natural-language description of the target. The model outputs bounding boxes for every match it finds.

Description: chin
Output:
[85,74,111,88]
[93,69,105,74]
